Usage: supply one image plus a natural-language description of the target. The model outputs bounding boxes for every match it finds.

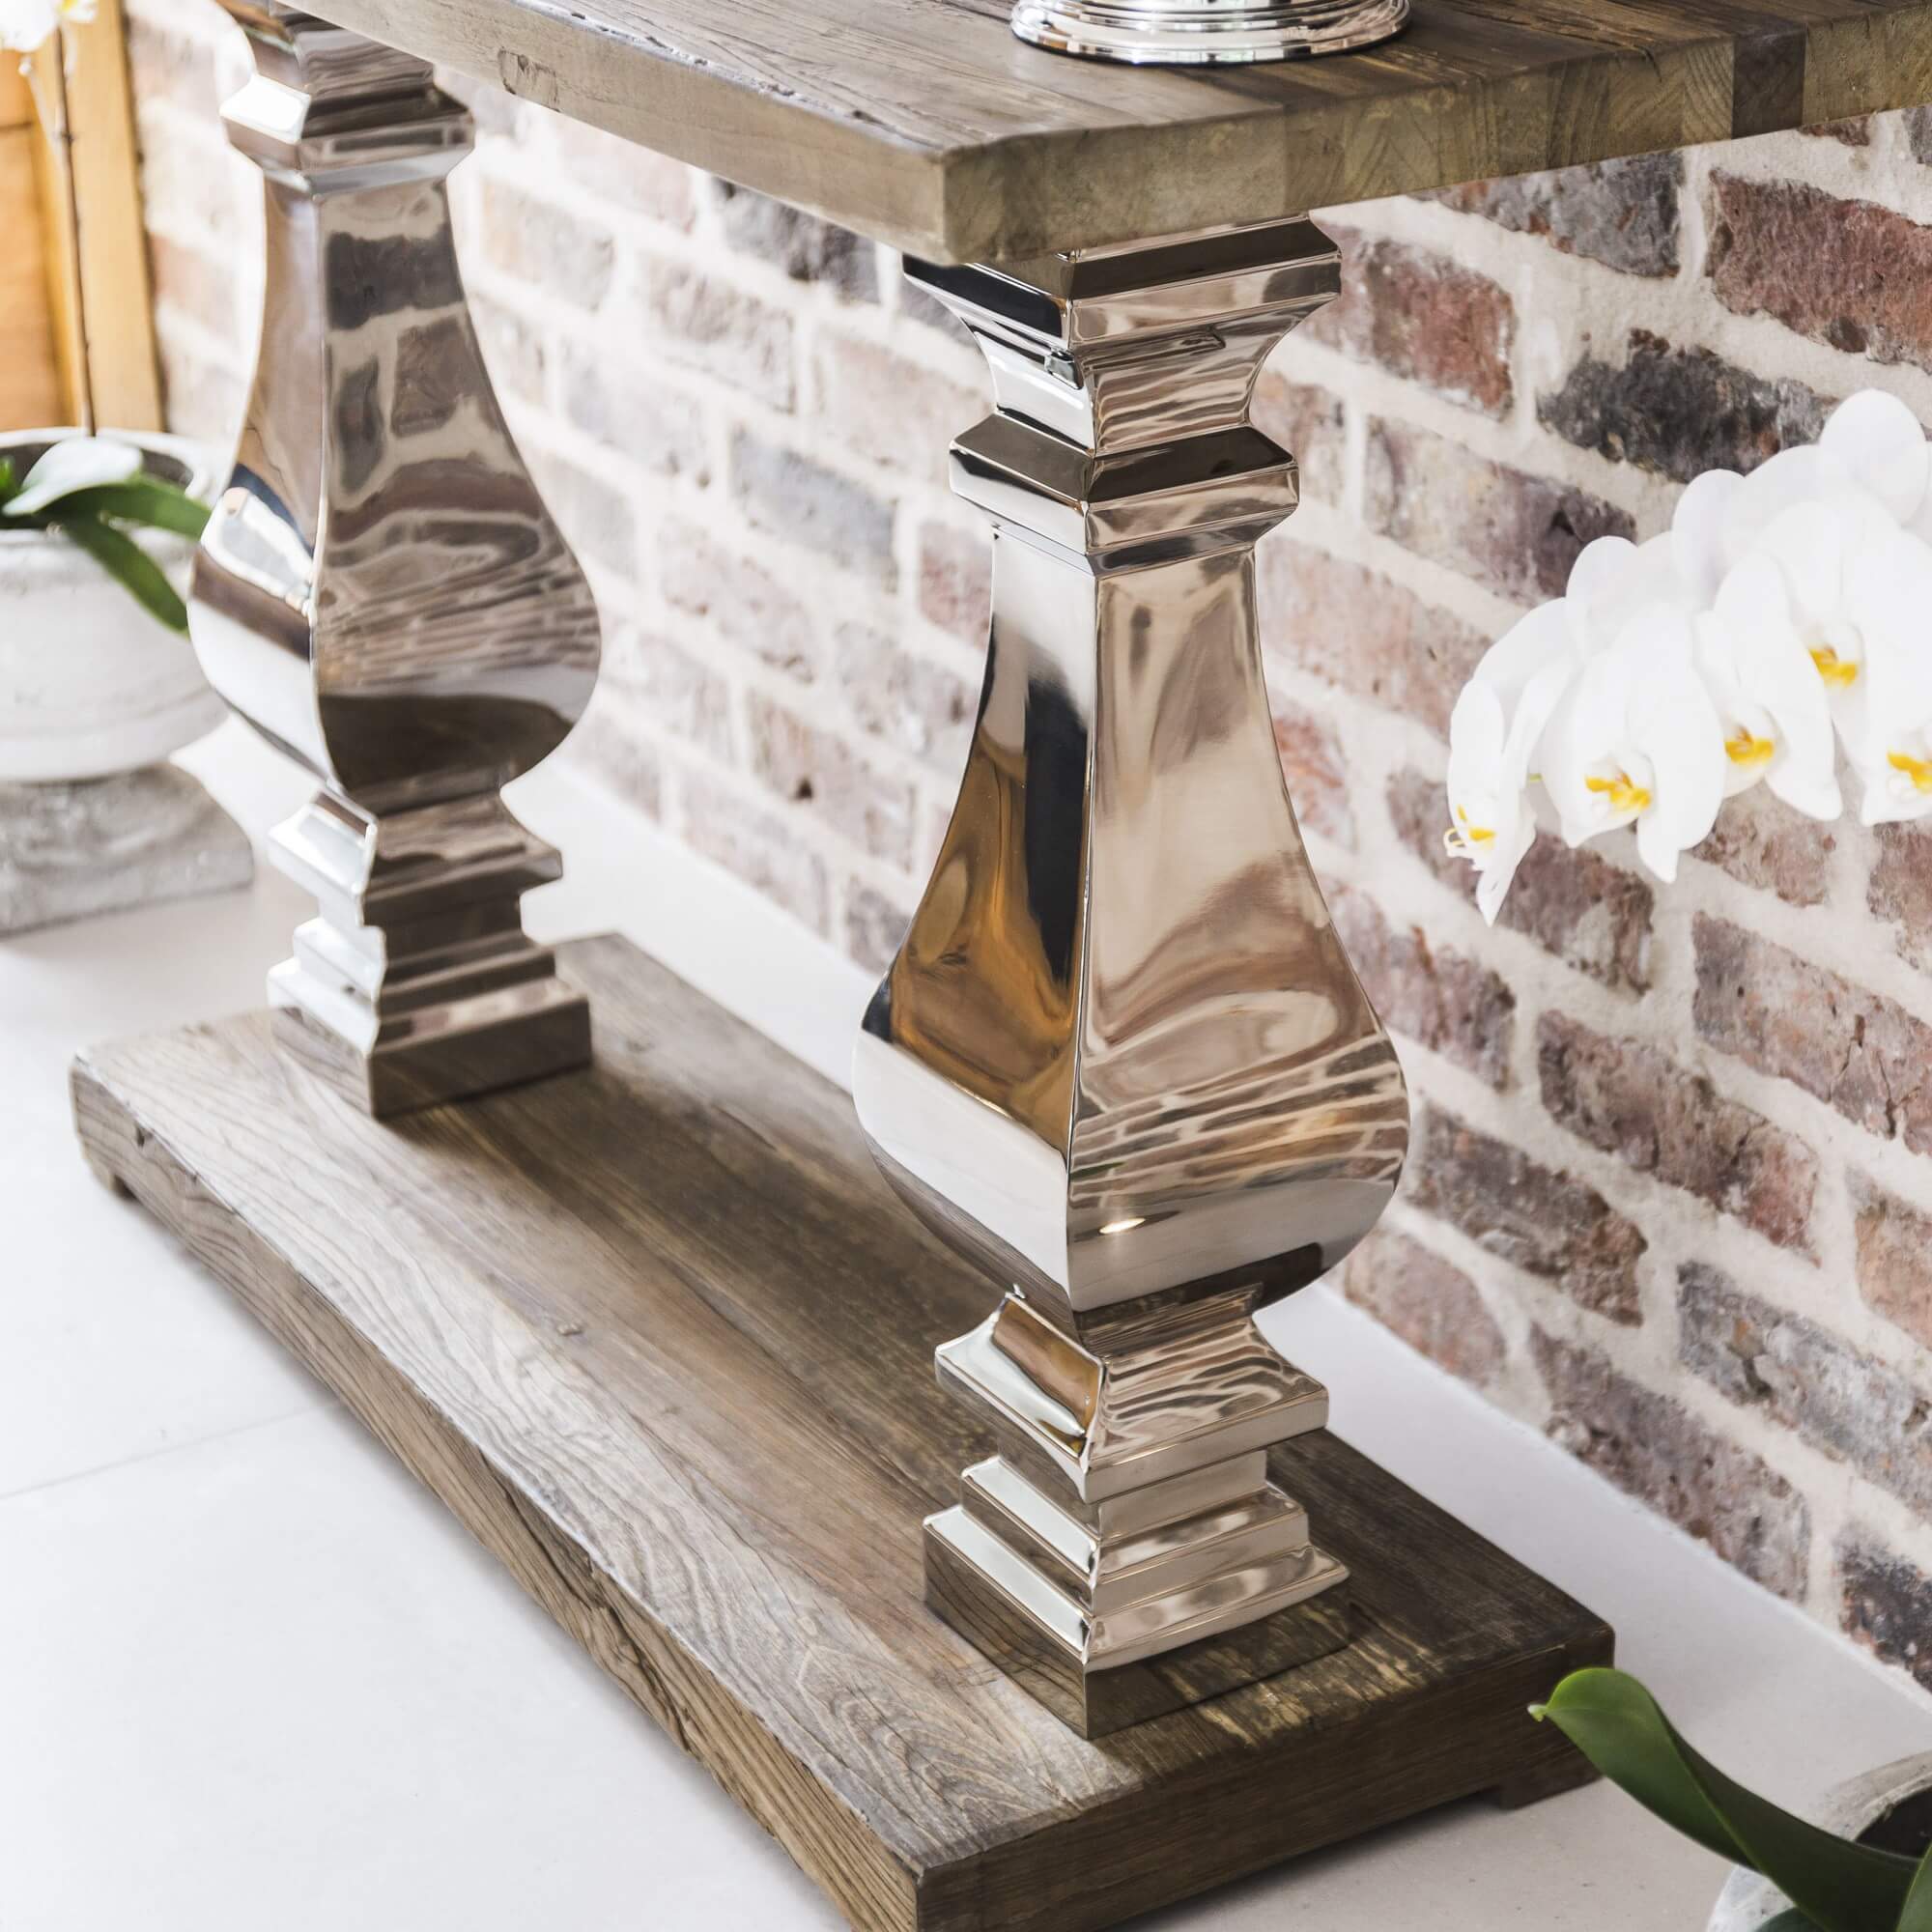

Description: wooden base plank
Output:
[71,934,1612,1932]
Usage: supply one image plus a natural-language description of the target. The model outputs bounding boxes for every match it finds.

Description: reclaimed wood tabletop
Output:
[314,0,1932,260]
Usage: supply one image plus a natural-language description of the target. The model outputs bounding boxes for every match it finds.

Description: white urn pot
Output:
[1708,1753,1932,1932]
[0,429,251,936]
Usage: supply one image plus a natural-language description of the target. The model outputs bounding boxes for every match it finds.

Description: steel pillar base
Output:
[1011,0,1407,63]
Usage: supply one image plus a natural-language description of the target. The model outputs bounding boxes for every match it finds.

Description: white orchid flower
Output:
[1445,599,1576,923]
[1,0,92,53]
[4,434,143,514]
[1540,606,1726,884]
[1728,489,1915,756]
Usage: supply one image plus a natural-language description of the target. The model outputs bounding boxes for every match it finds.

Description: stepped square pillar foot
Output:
[191,4,601,1119]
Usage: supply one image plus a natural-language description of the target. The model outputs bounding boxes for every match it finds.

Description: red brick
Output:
[602,627,733,765]
[661,521,820,683]
[1431,153,1682,278]
[1387,769,1654,992]
[1539,330,1828,484]
[1534,1329,1809,1598]
[1537,1011,1817,1252]
[717,184,875,299]
[1331,887,1515,1087]
[1273,699,1353,848]
[746,696,916,867]
[731,433,897,587]
[677,770,830,936]
[1260,545,1488,739]
[1693,914,1932,1155]
[1869,821,1932,973]
[919,523,991,644]
[1309,229,1514,417]
[1252,377,1347,501]
[1343,1229,1507,1388]
[559,338,707,481]
[1680,1262,1932,1517]
[480,180,614,309]
[1841,1532,1932,1690]
[644,263,795,409]
[1710,173,1932,373]
[1695,786,1836,907]
[814,334,983,482]
[1852,1175,1932,1353]
[1406,1107,1646,1325]
[1363,420,1635,603]
[833,622,975,772]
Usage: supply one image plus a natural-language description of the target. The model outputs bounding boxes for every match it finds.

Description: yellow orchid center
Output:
[1726,730,1776,768]
[1457,805,1495,845]
[1810,646,1860,689]
[1888,750,1932,795]
[1443,806,1497,860]
[1585,771,1652,816]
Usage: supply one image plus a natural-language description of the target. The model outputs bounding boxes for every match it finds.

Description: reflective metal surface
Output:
[854,221,1410,1735]
[192,6,600,1118]
[1011,0,1407,65]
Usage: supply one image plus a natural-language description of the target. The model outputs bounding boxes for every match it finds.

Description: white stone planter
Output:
[0,429,251,935]
[1709,1754,1932,1932]
[0,428,226,783]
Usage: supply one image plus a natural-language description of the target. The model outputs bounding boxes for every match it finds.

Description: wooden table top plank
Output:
[318,0,1932,258]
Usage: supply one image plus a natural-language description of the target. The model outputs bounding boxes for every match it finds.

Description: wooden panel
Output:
[314,0,1932,259]
[0,126,62,429]
[61,0,162,431]
[72,935,1613,1932]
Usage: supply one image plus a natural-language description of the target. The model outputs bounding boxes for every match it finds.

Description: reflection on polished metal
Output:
[854,220,1411,1736]
[191,6,600,1118]
[1011,0,1407,64]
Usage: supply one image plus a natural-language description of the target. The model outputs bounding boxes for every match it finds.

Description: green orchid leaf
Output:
[51,477,211,540]
[1764,1914,1826,1932]
[0,456,15,504]
[1535,1671,1917,1932]
[55,512,191,634]
[1895,1843,1932,1932]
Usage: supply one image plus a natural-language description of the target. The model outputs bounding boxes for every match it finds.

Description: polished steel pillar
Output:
[855,221,1410,1735]
[192,7,600,1118]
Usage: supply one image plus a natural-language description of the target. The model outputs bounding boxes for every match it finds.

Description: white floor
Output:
[5,723,1928,1932]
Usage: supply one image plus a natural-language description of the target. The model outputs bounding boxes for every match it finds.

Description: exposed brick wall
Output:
[129,0,1932,1693]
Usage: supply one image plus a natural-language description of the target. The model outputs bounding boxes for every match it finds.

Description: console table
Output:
[74,1,1932,1927]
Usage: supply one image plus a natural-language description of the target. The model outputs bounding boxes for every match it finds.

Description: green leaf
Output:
[50,477,211,540]
[1896,1844,1932,1932]
[0,456,14,505]
[54,511,191,634]
[1534,1670,1917,1932]
[1764,1915,1826,1932]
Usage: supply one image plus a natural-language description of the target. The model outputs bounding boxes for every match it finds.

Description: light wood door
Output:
[0,1,161,435]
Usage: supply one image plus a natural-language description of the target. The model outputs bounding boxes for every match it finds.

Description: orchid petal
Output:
[1672,469,1742,605]
[6,436,145,515]
[1819,389,1930,525]
[1721,444,1852,569]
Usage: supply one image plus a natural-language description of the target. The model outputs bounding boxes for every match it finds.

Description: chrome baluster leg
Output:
[192,7,600,1118]
[854,221,1411,1736]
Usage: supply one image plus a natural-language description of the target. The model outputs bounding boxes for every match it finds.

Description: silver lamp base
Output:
[1011,0,1407,61]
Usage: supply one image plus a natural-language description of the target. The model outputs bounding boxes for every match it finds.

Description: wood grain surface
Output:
[308,0,1932,259]
[72,935,1612,1932]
